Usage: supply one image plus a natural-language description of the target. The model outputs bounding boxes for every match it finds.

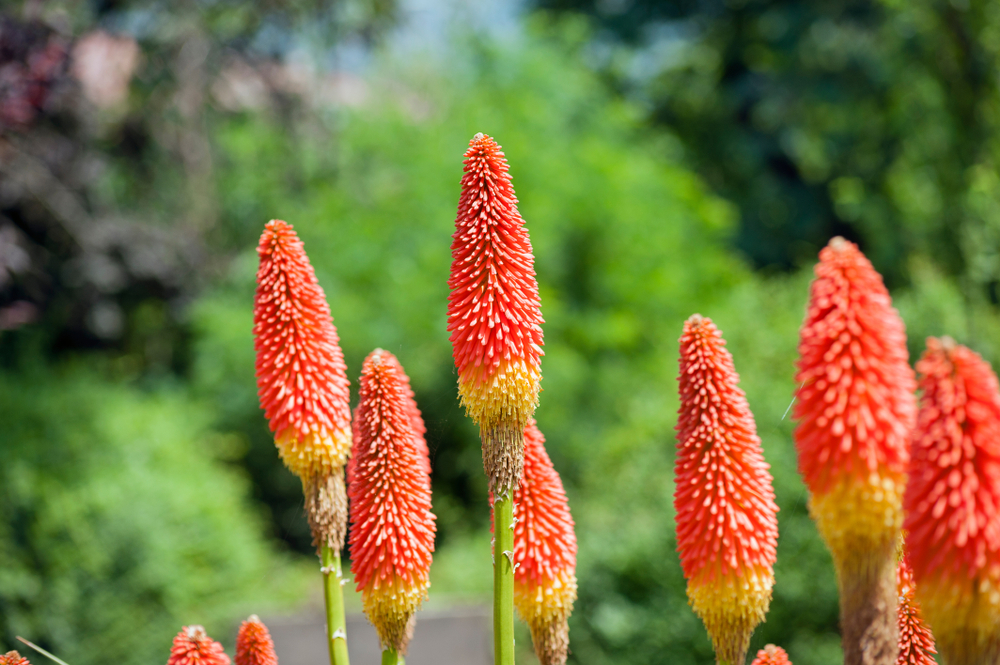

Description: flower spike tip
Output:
[896,555,936,665]
[254,219,352,552]
[236,615,278,665]
[794,238,915,664]
[676,314,779,665]
[166,626,231,665]
[491,419,577,665]
[349,349,436,654]
[0,652,30,665]
[904,338,1000,665]
[447,132,544,496]
[751,645,792,665]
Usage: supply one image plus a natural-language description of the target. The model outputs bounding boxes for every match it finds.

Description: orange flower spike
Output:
[750,645,793,665]
[166,626,231,665]
[675,315,779,665]
[447,132,544,494]
[904,338,1000,665]
[794,237,915,571]
[895,557,936,665]
[235,615,278,665]
[349,350,436,654]
[0,652,30,665]
[254,219,352,481]
[507,419,577,665]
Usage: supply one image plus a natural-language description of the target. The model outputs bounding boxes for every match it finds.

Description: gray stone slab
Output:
[262,606,491,665]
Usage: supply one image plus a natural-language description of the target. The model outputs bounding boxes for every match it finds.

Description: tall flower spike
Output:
[794,237,915,664]
[676,315,779,665]
[751,645,792,665]
[447,132,544,496]
[896,555,936,665]
[0,652,30,665]
[904,338,1000,665]
[492,419,577,665]
[349,349,436,655]
[254,219,352,552]
[236,615,279,665]
[166,626,231,665]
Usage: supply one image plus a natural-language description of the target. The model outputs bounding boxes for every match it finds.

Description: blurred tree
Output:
[533,0,1000,317]
[0,0,397,365]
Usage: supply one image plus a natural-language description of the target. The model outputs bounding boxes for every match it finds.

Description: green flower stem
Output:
[321,544,350,665]
[494,492,516,665]
[381,647,405,665]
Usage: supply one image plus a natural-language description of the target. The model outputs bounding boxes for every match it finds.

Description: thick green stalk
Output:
[381,648,405,665]
[322,544,350,665]
[494,492,516,665]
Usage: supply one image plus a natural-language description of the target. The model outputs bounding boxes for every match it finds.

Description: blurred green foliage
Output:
[0,362,309,664]
[4,3,1000,664]
[535,0,1000,308]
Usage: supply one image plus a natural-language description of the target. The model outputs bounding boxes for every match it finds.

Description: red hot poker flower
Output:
[793,237,915,573]
[254,219,352,481]
[447,132,544,495]
[896,556,936,665]
[0,652,30,665]
[495,419,577,665]
[904,338,1000,665]
[349,349,436,653]
[166,626,231,665]
[676,315,779,665]
[235,615,278,665]
[751,645,793,665]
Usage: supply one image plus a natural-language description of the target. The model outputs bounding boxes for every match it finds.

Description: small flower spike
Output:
[166,626,231,665]
[794,238,915,664]
[896,556,936,665]
[503,419,577,665]
[904,338,1000,665]
[0,652,30,665]
[676,315,779,665]
[750,645,793,665]
[254,219,352,552]
[349,350,436,654]
[447,132,544,496]
[235,615,278,665]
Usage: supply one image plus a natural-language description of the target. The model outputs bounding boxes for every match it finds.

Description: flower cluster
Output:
[254,219,353,552]
[447,132,544,495]
[349,350,436,654]
[794,237,915,575]
[504,419,577,665]
[904,338,1000,664]
[675,314,779,664]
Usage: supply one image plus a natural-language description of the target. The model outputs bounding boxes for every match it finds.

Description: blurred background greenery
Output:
[2,0,999,663]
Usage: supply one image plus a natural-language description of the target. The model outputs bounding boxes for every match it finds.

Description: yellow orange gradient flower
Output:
[349,350,436,654]
[793,238,915,576]
[254,219,352,480]
[904,338,1000,665]
[447,133,544,495]
[493,419,577,665]
[676,315,779,665]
